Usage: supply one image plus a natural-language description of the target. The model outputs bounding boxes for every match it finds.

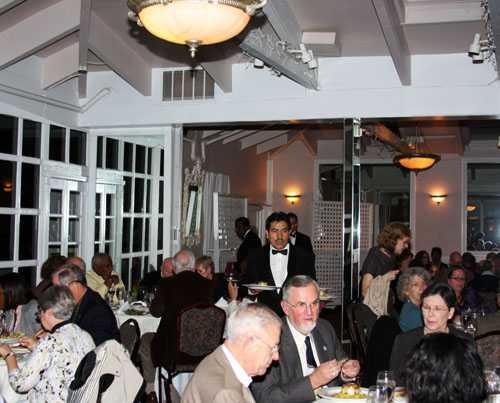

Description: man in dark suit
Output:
[244,212,315,315]
[52,263,120,346]
[235,217,262,274]
[287,212,314,256]
[251,275,360,403]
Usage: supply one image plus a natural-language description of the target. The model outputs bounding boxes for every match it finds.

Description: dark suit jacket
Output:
[151,271,214,368]
[292,232,314,255]
[251,318,346,403]
[244,244,316,315]
[236,230,262,273]
[71,288,121,346]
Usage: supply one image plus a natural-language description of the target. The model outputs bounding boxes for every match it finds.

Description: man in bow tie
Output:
[243,212,315,315]
[251,275,360,403]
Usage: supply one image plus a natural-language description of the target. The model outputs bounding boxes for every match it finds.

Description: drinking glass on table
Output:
[377,371,396,402]
[368,385,390,403]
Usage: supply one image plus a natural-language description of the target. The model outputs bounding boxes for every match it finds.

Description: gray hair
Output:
[282,275,320,301]
[66,256,86,272]
[226,303,281,342]
[396,266,431,301]
[53,263,87,286]
[39,285,76,320]
[173,249,195,273]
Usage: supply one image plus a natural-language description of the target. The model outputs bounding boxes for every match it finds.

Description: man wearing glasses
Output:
[251,275,360,403]
[182,303,281,403]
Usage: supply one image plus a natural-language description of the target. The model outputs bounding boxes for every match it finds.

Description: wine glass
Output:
[377,371,396,402]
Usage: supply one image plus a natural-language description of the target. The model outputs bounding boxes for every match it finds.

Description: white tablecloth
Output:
[0,358,27,403]
[114,312,161,334]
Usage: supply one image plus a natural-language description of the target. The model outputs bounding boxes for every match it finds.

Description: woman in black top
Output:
[361,222,411,316]
[390,283,470,384]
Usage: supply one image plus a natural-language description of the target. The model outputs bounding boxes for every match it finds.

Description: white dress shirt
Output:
[269,244,289,289]
[287,318,320,377]
[221,345,253,387]
[289,233,296,246]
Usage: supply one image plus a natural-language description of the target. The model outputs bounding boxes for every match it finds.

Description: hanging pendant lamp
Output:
[127,0,267,57]
[393,129,441,174]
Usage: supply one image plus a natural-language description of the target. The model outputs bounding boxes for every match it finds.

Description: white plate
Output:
[243,284,280,291]
[0,336,21,345]
[317,386,368,402]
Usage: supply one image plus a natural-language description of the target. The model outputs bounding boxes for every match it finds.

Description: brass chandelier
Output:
[127,0,267,57]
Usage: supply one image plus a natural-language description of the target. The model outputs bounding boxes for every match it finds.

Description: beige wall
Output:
[271,141,315,237]
[413,155,463,257]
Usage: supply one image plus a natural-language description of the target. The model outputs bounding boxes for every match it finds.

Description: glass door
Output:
[94,183,117,256]
[47,178,83,257]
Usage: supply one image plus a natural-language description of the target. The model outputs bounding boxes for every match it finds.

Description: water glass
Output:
[368,385,390,403]
[377,371,396,402]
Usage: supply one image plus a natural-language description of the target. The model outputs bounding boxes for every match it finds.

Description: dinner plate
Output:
[124,308,149,316]
[317,386,368,402]
[243,284,280,291]
[11,346,30,355]
[0,336,21,345]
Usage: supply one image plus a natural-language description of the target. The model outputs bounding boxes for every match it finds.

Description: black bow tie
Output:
[272,249,288,255]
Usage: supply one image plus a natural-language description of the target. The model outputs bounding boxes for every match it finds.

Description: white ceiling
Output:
[1,0,495,156]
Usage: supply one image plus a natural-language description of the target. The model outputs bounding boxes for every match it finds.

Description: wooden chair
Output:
[157,304,226,403]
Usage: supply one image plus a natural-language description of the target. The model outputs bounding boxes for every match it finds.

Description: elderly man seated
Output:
[52,263,120,346]
[182,303,281,403]
[86,253,125,299]
[251,275,360,403]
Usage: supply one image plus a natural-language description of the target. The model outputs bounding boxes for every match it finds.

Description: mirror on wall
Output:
[182,160,204,247]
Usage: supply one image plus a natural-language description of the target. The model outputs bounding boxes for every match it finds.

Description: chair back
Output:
[173,304,226,372]
[345,303,376,364]
[475,330,500,370]
[119,318,141,362]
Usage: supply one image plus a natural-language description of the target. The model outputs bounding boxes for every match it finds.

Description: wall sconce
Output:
[284,194,302,205]
[430,194,447,206]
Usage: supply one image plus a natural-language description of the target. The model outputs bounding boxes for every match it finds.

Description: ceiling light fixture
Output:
[127,0,266,58]
[393,131,441,174]
[467,204,477,212]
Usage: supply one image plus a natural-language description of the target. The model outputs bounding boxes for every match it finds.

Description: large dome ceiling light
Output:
[393,131,441,174]
[127,0,267,58]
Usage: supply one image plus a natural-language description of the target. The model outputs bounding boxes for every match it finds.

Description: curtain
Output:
[202,172,230,255]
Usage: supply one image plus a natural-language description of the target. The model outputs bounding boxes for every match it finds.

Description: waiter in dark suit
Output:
[244,212,315,315]
[235,217,262,274]
[288,212,314,256]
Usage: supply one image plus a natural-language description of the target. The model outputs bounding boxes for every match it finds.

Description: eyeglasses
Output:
[285,299,320,312]
[450,277,466,282]
[422,305,449,313]
[253,335,280,354]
